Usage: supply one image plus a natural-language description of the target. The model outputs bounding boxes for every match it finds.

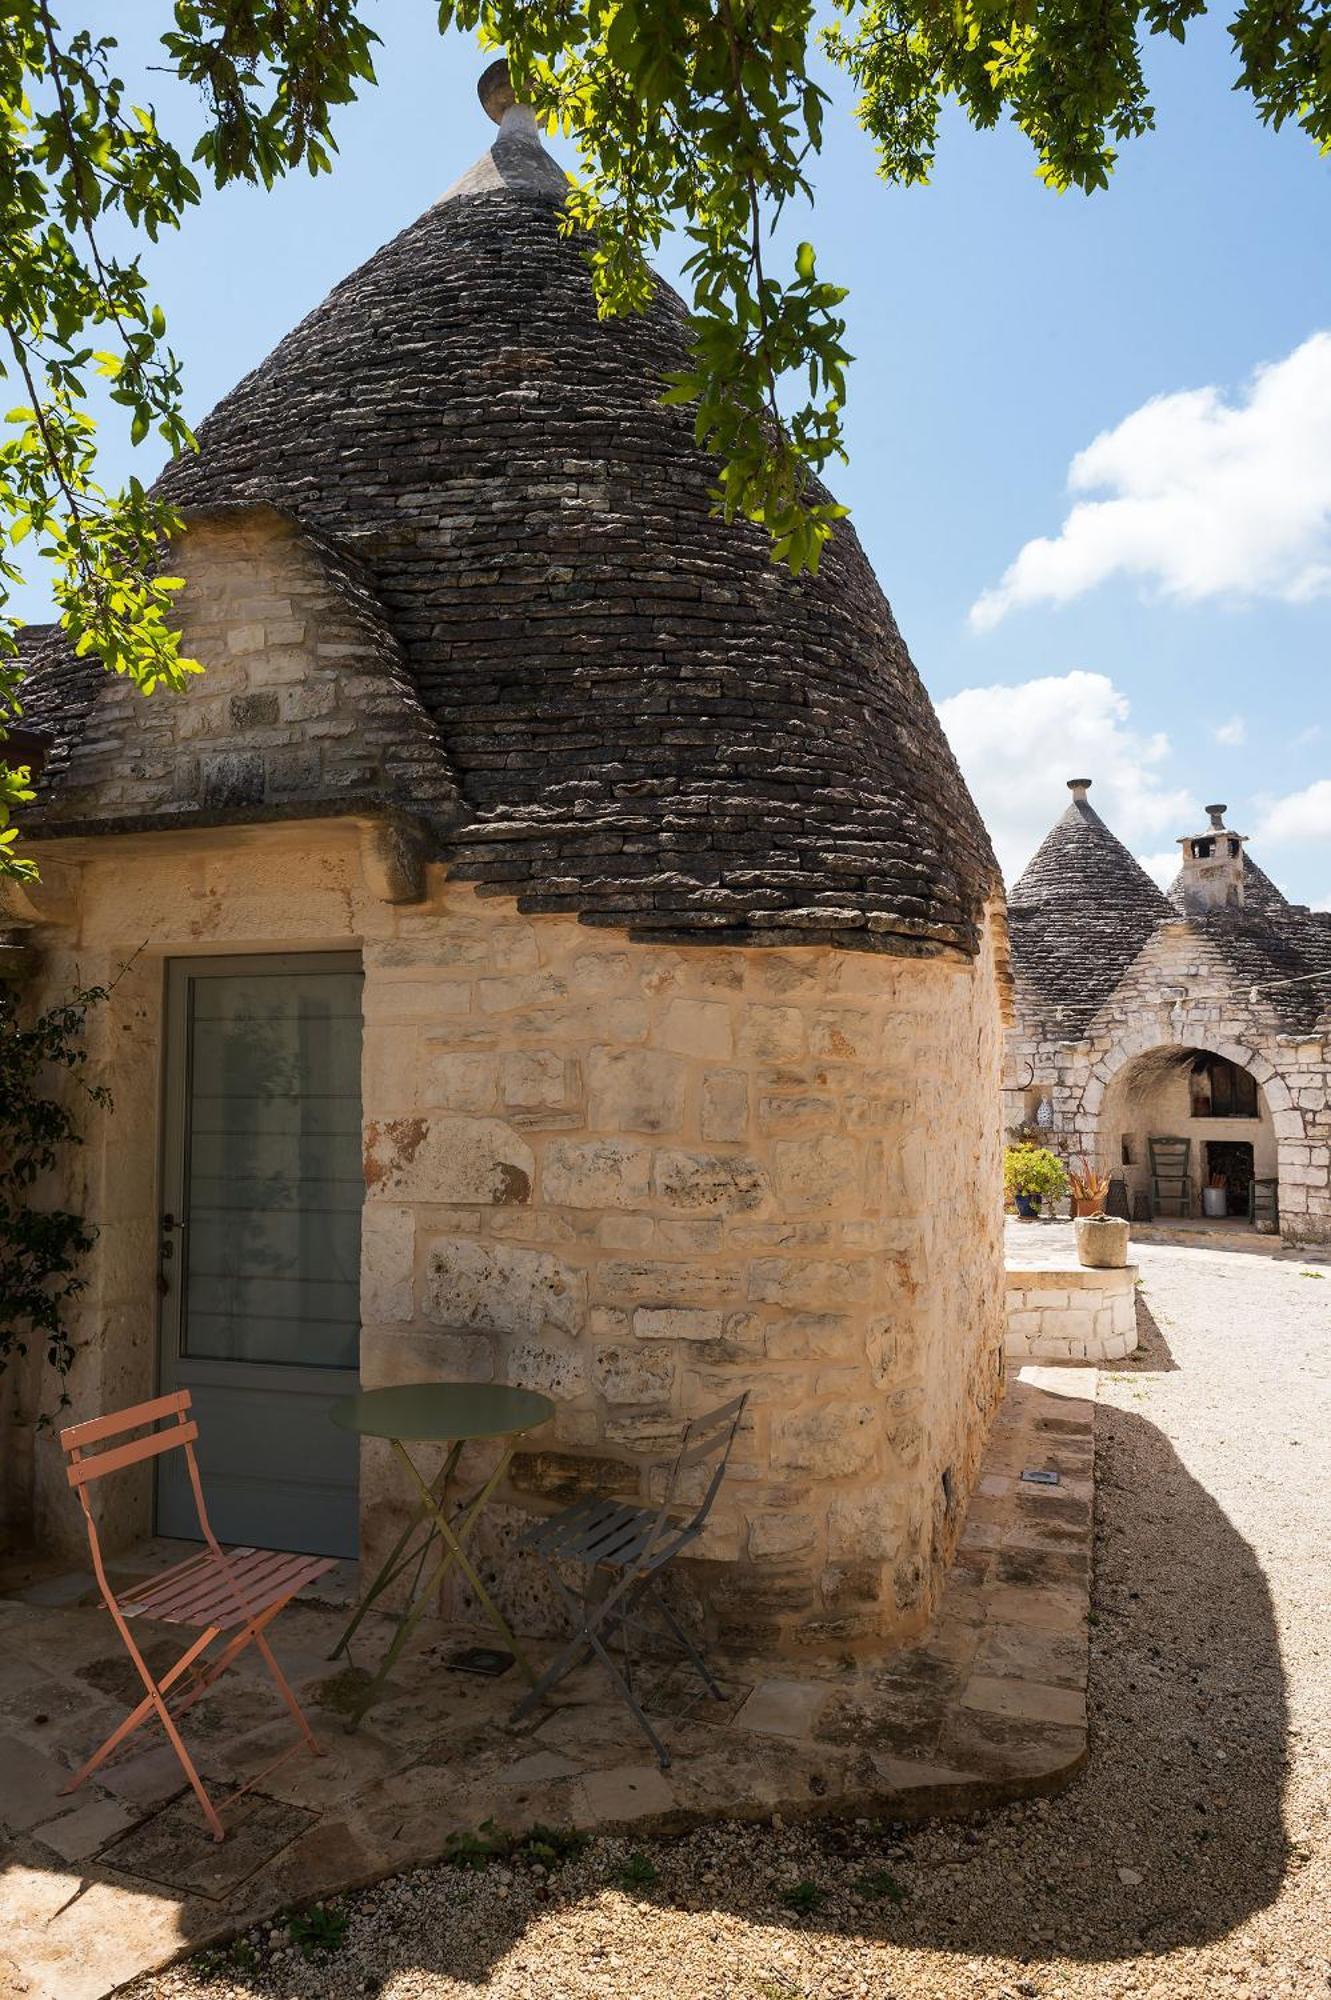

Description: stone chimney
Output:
[1176,803,1246,912]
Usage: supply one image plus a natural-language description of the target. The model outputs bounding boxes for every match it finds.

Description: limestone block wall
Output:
[1005,923,1331,1247]
[1005,1267,1137,1364]
[1,821,1007,1659]
[38,506,458,827]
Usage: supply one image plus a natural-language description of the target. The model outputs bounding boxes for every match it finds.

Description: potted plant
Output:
[1068,1157,1110,1218]
[1003,1143,1068,1221]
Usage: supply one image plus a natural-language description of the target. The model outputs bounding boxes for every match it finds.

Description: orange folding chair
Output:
[59,1389,335,1840]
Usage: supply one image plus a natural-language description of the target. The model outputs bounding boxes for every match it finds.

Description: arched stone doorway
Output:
[1076,1035,1306,1236]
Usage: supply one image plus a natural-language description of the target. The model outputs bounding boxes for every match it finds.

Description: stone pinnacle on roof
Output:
[478,56,517,121]
[438,57,568,206]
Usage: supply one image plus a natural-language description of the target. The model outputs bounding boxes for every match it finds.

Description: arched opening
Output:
[1097,1045,1278,1229]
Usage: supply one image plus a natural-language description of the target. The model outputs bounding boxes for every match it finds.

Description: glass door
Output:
[157,955,363,1556]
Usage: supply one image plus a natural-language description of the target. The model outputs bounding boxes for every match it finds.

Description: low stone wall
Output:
[1005,1264,1138,1363]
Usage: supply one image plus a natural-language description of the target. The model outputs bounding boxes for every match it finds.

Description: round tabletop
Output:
[330,1381,555,1444]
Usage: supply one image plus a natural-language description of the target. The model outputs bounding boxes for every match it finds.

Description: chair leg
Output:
[250,1624,323,1757]
[581,1619,672,1770]
[171,1601,324,1760]
[511,1559,673,1769]
[60,1627,216,1793]
[72,1659,226,1842]
[510,1627,594,1722]
[646,1583,726,1700]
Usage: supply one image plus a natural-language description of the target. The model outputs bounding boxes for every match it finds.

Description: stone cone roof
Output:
[1167,851,1331,1031]
[1007,790,1174,1033]
[20,89,997,959]
[1010,789,1331,1034]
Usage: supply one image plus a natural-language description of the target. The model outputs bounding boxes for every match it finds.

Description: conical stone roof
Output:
[28,79,999,959]
[1007,781,1173,1032]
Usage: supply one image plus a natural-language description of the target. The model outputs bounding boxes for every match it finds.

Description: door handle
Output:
[158,1212,185,1295]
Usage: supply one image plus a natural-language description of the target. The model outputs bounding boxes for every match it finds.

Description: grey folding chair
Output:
[511,1393,749,1767]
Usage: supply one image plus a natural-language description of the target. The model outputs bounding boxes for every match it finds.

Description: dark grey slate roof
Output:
[1011,789,1331,1034]
[12,623,97,785]
[1006,790,1174,1033]
[1161,838,1331,1030]
[1186,901,1331,1031]
[17,103,996,960]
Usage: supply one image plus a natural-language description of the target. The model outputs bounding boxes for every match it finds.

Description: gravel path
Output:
[136,1244,1331,2000]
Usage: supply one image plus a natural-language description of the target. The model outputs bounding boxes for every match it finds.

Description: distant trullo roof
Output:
[1006,780,1173,1031]
[1008,780,1331,1033]
[17,64,998,960]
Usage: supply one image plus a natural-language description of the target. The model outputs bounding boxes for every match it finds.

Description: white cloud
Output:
[936,670,1196,889]
[1293,723,1323,748]
[1136,850,1182,889]
[1213,715,1247,747]
[1256,778,1331,845]
[970,333,1331,629]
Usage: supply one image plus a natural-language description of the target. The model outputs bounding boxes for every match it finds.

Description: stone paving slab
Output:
[0,1368,1093,2000]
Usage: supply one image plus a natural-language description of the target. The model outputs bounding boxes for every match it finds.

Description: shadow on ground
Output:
[1117,1291,1180,1373]
[108,1397,1290,1994]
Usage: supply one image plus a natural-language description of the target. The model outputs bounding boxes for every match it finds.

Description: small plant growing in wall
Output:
[1003,1142,1068,1220]
[0,980,108,1420]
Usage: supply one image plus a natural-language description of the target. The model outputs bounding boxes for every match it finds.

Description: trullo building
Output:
[1,69,1008,1658]
[1005,781,1331,1248]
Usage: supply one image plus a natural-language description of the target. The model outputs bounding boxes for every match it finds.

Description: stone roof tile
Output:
[1007,785,1172,1031]
[18,96,997,960]
[1011,783,1331,1034]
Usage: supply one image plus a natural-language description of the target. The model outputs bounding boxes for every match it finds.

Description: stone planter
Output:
[1075,1214,1130,1269]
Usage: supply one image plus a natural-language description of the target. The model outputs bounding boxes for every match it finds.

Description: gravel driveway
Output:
[136,1242,1331,2000]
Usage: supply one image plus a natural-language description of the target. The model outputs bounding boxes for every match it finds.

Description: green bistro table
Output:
[328,1381,554,1726]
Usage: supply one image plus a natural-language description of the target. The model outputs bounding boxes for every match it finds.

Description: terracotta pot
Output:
[1072,1196,1107,1218]
[1075,1214,1130,1269]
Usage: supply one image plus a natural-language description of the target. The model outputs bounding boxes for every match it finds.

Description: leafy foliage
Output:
[442,1816,590,1870]
[0,978,107,1418]
[286,1903,349,1960]
[1003,1141,1070,1203]
[616,1848,660,1889]
[852,1865,905,1901]
[1068,1154,1111,1206]
[2,0,1329,871]
[778,1877,825,1914]
[443,1818,514,1868]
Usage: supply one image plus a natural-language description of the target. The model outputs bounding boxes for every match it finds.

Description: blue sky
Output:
[13,7,1331,901]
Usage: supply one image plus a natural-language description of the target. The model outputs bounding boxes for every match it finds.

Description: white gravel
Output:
[133,1242,1331,2000]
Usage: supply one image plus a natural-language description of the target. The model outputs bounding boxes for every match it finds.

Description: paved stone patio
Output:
[0,1368,1092,2000]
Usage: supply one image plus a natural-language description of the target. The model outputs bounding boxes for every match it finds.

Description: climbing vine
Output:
[0,978,108,1421]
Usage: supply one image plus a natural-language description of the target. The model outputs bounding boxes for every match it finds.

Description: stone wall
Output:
[1005,920,1331,1247]
[1005,1267,1137,1364]
[37,507,459,828]
[1,819,1008,1658]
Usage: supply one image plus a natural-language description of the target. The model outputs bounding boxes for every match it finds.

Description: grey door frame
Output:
[156,949,364,1542]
